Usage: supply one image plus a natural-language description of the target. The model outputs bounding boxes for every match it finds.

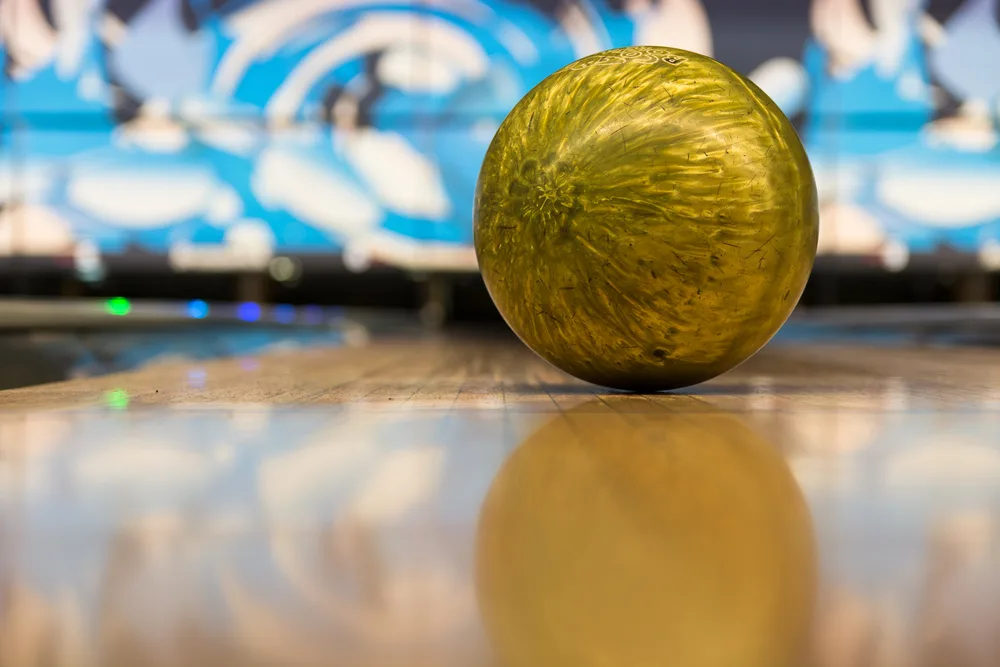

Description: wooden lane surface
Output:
[3,336,1000,667]
[1,337,999,411]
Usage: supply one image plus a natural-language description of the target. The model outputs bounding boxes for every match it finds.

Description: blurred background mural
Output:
[0,0,999,302]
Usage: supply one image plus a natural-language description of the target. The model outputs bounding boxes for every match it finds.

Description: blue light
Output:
[303,305,324,324]
[273,304,296,324]
[237,302,262,322]
[187,300,210,319]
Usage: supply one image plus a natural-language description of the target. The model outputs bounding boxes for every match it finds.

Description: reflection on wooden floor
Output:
[2,338,1000,667]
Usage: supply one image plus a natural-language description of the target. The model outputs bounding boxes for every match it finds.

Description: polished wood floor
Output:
[2,334,1000,667]
[2,335,999,410]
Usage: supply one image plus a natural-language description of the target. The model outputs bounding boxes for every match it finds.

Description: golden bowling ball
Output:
[474,46,818,391]
[475,404,816,667]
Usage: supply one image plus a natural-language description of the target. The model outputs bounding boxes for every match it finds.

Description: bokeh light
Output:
[273,304,296,324]
[104,389,129,409]
[187,300,210,319]
[237,302,262,322]
[303,305,324,325]
[105,297,131,316]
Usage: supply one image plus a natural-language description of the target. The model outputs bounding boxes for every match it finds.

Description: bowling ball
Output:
[474,46,818,391]
[476,403,816,667]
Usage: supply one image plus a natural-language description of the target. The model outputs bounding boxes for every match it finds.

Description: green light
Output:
[105,389,129,410]
[106,297,131,316]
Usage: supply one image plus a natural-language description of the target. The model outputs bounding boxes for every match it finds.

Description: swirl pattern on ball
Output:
[474,46,819,391]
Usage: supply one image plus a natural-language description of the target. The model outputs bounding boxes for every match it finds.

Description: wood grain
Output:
[1,337,998,411]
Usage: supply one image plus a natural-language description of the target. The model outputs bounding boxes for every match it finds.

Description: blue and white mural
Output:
[0,0,998,271]
[803,0,1000,266]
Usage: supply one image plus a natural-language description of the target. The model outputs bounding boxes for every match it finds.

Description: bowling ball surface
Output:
[474,46,818,391]
[476,403,816,667]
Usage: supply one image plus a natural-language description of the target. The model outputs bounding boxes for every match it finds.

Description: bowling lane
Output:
[2,334,1000,667]
[1,334,999,411]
